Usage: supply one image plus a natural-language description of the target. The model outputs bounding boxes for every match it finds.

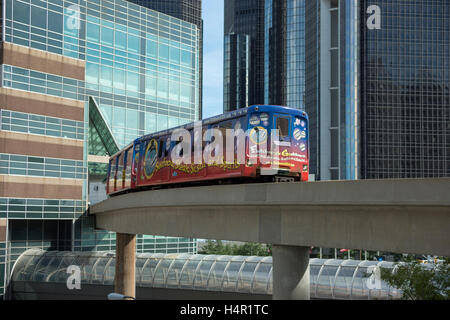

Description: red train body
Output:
[107,105,309,195]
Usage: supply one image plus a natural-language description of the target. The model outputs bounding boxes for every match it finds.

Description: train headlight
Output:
[250,115,260,126]
[303,165,308,172]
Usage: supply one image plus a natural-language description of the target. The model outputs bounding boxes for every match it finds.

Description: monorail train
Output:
[106,105,309,195]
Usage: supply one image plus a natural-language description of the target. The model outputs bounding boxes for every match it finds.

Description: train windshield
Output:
[275,116,290,138]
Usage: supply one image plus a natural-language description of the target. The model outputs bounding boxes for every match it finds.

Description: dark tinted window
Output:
[276,117,289,138]
[158,139,165,158]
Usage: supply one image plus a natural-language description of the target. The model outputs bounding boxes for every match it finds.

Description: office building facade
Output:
[223,33,250,111]
[224,0,305,112]
[223,0,265,112]
[264,0,306,109]
[360,0,449,179]
[0,0,199,297]
[224,0,449,179]
[305,0,449,180]
[305,0,360,181]
[126,0,203,118]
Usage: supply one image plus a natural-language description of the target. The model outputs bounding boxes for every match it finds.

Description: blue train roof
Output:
[138,105,308,142]
[248,105,308,118]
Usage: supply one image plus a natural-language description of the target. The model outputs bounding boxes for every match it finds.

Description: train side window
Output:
[276,117,290,138]
[133,143,140,174]
[116,153,123,183]
[126,148,132,176]
[177,136,184,157]
[108,159,115,185]
[158,139,164,158]
[191,129,196,153]
[218,121,232,159]
[165,137,170,157]
[202,128,209,151]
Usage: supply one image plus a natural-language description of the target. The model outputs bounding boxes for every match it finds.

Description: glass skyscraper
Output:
[223,0,265,112]
[304,0,361,181]
[126,0,203,118]
[0,0,200,297]
[224,0,305,112]
[305,0,449,181]
[223,33,250,111]
[264,0,305,109]
[360,0,449,179]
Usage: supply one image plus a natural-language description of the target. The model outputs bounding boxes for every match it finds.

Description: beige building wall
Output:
[0,43,86,202]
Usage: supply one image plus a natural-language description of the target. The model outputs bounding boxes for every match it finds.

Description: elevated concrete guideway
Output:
[91,178,450,256]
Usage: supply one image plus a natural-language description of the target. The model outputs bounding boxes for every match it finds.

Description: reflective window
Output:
[145,113,157,132]
[181,50,191,67]
[170,47,180,64]
[100,65,113,87]
[126,109,139,129]
[169,81,179,101]
[113,69,126,90]
[146,40,157,58]
[101,26,114,46]
[157,78,168,99]
[86,62,99,84]
[13,1,29,24]
[31,6,46,29]
[113,107,126,128]
[115,30,126,50]
[145,77,157,96]
[87,22,100,43]
[159,43,169,61]
[157,115,168,131]
[126,72,139,92]
[128,34,140,53]
[180,84,192,103]
[48,11,62,34]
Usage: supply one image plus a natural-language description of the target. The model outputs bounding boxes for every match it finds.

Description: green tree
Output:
[199,240,272,256]
[199,240,233,255]
[380,261,450,300]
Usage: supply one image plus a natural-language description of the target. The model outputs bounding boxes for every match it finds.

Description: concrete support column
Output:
[115,233,136,299]
[272,245,310,300]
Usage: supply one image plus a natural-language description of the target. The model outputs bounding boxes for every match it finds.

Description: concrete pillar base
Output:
[272,245,310,300]
[115,233,136,299]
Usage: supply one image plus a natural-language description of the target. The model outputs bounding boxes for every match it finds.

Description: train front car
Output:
[107,105,309,195]
[246,105,309,182]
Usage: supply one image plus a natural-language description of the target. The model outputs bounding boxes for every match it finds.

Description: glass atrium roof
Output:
[88,96,119,157]
[11,249,404,299]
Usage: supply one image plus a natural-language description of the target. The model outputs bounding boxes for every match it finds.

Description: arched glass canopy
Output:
[11,249,405,299]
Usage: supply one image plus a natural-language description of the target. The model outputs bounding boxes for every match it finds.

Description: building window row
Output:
[0,109,85,141]
[0,153,86,180]
[4,0,197,60]
[85,61,195,107]
[0,198,86,219]
[2,65,85,102]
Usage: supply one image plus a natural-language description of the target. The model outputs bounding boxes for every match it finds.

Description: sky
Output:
[201,0,224,119]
